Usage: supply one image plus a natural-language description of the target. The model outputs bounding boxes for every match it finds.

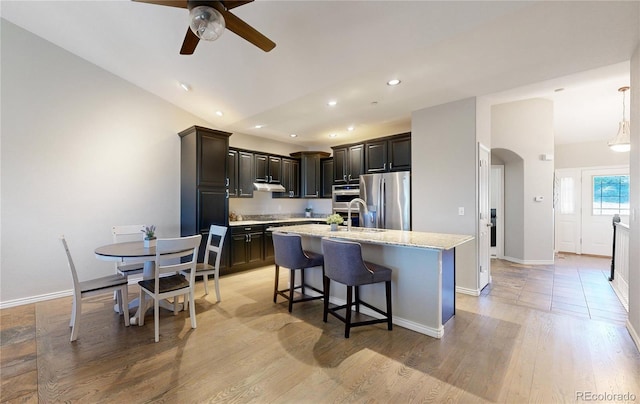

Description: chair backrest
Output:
[321,237,373,286]
[203,225,228,268]
[272,232,311,269]
[112,225,146,243]
[154,235,202,285]
[60,236,81,295]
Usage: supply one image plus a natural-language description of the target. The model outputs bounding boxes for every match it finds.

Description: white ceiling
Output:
[1,1,638,147]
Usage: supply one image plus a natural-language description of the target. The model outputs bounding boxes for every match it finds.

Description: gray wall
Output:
[411,98,478,293]
[491,99,555,263]
[628,41,640,350]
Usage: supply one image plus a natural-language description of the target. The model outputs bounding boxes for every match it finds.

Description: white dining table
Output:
[94,241,185,325]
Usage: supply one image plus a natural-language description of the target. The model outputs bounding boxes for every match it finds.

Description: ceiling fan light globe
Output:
[189,6,225,41]
[608,121,631,152]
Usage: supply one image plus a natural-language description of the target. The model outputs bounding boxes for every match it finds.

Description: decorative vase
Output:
[144,238,157,248]
[330,223,338,231]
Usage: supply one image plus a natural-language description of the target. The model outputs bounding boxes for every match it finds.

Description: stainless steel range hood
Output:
[253,182,286,192]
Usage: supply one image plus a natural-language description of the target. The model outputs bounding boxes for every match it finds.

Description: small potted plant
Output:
[142,225,157,248]
[326,213,344,231]
[305,207,313,218]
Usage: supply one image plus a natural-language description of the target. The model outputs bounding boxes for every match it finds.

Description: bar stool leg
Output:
[354,286,360,313]
[273,264,280,303]
[300,268,306,295]
[323,276,330,322]
[386,280,393,330]
[345,286,353,338]
[288,269,296,313]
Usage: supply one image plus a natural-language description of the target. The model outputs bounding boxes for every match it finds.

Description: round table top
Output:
[95,241,154,258]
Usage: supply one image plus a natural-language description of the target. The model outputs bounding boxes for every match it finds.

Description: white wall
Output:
[411,98,478,293]
[492,99,555,264]
[627,41,640,350]
[0,21,305,305]
[555,140,630,169]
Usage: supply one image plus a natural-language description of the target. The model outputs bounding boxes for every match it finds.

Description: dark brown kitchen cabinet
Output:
[291,151,330,198]
[332,144,364,184]
[228,149,254,197]
[254,154,281,183]
[364,133,411,173]
[179,125,231,264]
[230,226,264,267]
[274,158,300,198]
[321,158,333,198]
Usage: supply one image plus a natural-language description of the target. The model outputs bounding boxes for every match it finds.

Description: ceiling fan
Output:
[133,0,276,54]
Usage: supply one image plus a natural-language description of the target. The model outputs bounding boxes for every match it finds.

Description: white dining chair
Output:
[182,225,227,302]
[112,224,147,277]
[138,234,201,342]
[60,235,130,342]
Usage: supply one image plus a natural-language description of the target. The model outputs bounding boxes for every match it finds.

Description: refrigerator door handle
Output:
[380,178,386,229]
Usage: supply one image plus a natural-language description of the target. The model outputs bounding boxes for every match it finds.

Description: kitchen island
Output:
[270,224,473,338]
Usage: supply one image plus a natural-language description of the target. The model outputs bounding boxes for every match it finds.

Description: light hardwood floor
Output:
[2,254,639,403]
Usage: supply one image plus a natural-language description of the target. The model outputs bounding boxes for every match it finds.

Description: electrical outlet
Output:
[458,207,465,216]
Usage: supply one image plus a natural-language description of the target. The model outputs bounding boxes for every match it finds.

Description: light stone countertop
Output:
[229,217,326,227]
[269,223,474,251]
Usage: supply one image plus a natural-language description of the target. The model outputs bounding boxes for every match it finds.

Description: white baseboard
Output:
[502,256,555,265]
[627,319,640,353]
[0,289,72,310]
[456,286,480,296]
[328,296,443,339]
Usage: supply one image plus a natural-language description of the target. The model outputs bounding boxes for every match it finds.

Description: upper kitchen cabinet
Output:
[228,148,254,198]
[179,126,231,261]
[274,157,300,198]
[321,158,333,198]
[291,151,330,198]
[365,133,411,174]
[254,153,281,184]
[332,143,364,184]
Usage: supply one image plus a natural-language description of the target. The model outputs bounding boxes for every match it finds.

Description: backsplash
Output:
[229,190,331,217]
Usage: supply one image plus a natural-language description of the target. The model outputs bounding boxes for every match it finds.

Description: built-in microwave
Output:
[332,184,360,212]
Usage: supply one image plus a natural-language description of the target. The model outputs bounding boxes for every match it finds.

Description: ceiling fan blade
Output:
[221,0,254,10]
[180,27,200,54]
[216,8,276,52]
[132,0,188,9]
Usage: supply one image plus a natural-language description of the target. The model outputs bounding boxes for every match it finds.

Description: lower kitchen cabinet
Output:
[230,226,264,268]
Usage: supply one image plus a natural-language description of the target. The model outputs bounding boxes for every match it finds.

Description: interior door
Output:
[581,167,629,256]
[478,144,490,290]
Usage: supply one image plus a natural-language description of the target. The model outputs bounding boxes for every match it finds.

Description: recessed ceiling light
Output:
[329,133,337,138]
[290,134,298,138]
[387,79,401,86]
[215,110,223,117]
[347,126,355,132]
[179,82,191,91]
[327,100,337,107]
[255,124,264,129]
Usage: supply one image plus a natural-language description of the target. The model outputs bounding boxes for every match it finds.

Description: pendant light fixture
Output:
[608,86,631,152]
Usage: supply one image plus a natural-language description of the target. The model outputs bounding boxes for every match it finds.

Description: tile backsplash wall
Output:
[229,191,332,217]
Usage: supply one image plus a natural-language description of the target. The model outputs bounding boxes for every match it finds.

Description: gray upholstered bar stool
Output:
[321,237,392,338]
[273,232,325,312]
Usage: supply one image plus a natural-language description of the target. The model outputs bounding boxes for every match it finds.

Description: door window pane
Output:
[592,175,630,215]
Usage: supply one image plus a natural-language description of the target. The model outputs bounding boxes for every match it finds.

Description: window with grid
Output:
[592,175,629,215]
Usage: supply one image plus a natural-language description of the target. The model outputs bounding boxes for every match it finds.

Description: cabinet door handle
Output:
[316,191,319,197]
[348,174,352,181]
[235,188,237,196]
[239,188,242,195]
[390,162,393,170]
[343,174,347,181]
[225,189,229,199]
[226,177,229,187]
[248,234,252,242]
[383,163,387,171]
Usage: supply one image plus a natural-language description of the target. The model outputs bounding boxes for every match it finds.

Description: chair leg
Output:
[70,295,77,328]
[203,273,210,295]
[386,281,393,331]
[174,295,180,315]
[273,264,280,303]
[70,296,81,342]
[354,286,360,313]
[214,269,221,302]
[116,289,124,315]
[300,268,306,295]
[323,276,330,323]
[189,289,197,329]
[345,286,353,338]
[138,291,146,326]
[288,269,296,313]
[154,299,160,343]
[121,286,130,327]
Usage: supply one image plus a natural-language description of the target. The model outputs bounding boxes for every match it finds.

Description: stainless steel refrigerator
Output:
[359,171,411,230]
